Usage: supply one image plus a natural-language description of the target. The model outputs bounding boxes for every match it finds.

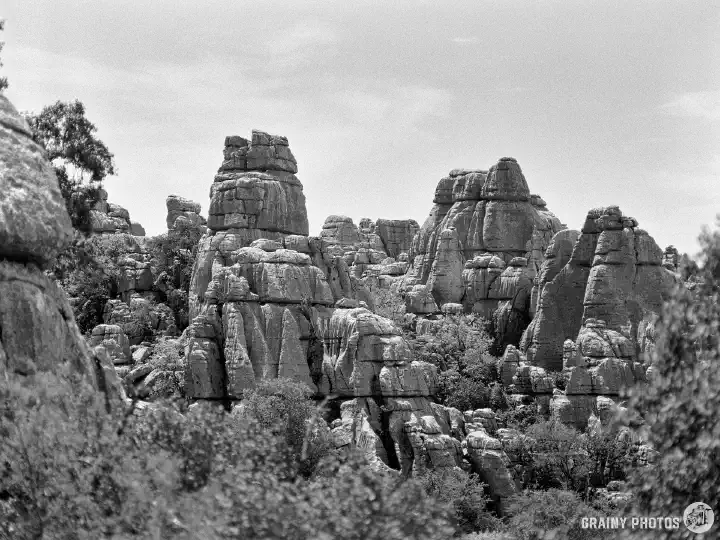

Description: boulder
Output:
[0,93,117,407]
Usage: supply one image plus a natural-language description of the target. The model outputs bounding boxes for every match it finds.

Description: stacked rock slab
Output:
[186,131,360,399]
[509,206,679,427]
[402,160,564,352]
[166,194,207,233]
[319,215,418,286]
[0,93,123,406]
[89,187,139,234]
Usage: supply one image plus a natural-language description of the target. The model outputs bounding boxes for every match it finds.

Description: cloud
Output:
[661,91,720,121]
[323,80,452,131]
[451,37,478,44]
[267,20,338,69]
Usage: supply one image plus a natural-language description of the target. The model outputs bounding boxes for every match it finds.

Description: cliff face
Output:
[497,206,680,428]
[400,159,564,352]
[186,131,362,399]
[0,94,123,406]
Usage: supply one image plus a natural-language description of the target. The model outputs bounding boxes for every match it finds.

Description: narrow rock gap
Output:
[216,301,231,410]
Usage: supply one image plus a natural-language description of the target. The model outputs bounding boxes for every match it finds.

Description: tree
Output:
[24,100,116,233]
[0,19,8,92]
[506,489,611,540]
[623,216,720,538]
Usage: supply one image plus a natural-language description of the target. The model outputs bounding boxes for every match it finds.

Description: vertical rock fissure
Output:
[379,400,401,470]
[217,302,231,408]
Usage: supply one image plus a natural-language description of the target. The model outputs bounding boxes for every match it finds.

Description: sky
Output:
[2,0,719,256]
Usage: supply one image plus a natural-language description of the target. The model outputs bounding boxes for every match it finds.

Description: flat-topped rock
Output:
[220,129,297,174]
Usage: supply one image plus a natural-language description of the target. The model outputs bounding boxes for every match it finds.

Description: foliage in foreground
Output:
[622,216,720,538]
[506,489,611,540]
[0,371,456,539]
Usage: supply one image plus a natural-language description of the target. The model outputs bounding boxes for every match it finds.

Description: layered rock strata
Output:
[89,188,137,234]
[166,194,207,232]
[318,215,418,285]
[0,93,124,406]
[184,131,517,500]
[186,131,360,399]
[500,206,679,427]
[520,206,679,372]
[401,160,564,352]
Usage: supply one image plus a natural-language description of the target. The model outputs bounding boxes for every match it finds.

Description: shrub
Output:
[496,404,543,431]
[525,420,591,492]
[1,371,458,539]
[146,228,203,331]
[238,378,333,477]
[373,285,407,327]
[488,384,509,411]
[622,217,720,538]
[421,469,503,535]
[437,370,490,411]
[507,489,612,540]
[148,338,184,371]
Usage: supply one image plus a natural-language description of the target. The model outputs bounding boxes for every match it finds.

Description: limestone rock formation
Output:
[521,206,679,372]
[130,221,146,236]
[186,131,363,399]
[375,219,420,259]
[166,194,207,232]
[318,215,418,287]
[405,162,563,297]
[0,93,122,407]
[499,206,680,428]
[322,307,438,397]
[401,160,564,349]
[89,189,133,234]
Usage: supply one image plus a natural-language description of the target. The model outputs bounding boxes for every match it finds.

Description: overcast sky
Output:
[3,1,719,255]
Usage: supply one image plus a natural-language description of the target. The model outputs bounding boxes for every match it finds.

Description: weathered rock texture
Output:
[501,206,680,427]
[184,131,518,499]
[186,131,361,399]
[318,215,418,288]
[89,188,137,234]
[401,160,564,352]
[520,206,679,372]
[166,194,207,232]
[0,93,123,407]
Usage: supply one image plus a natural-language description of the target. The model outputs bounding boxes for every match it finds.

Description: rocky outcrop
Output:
[186,131,363,399]
[401,161,564,350]
[375,219,420,259]
[183,131,518,502]
[521,206,679,372]
[318,215,418,287]
[0,93,123,407]
[166,194,207,232]
[130,221,146,236]
[405,162,563,297]
[500,206,680,427]
[89,189,134,234]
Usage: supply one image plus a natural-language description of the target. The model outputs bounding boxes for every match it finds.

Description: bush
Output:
[421,469,503,535]
[623,217,720,537]
[496,404,543,431]
[1,371,458,539]
[507,489,612,540]
[238,378,333,477]
[437,370,490,411]
[148,338,184,371]
[525,420,591,492]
